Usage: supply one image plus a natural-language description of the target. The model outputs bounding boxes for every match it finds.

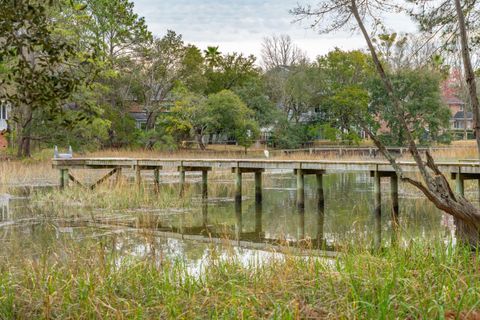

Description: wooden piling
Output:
[179,167,185,195]
[296,169,305,209]
[59,169,69,189]
[391,175,399,228]
[373,170,382,250]
[135,166,141,187]
[254,171,262,203]
[235,168,242,204]
[255,202,262,234]
[456,172,465,196]
[154,168,160,193]
[297,207,305,240]
[115,168,122,185]
[316,174,324,211]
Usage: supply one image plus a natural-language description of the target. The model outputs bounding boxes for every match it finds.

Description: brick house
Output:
[441,70,472,131]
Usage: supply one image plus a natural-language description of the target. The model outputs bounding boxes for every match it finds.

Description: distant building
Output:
[441,70,473,131]
[128,103,148,130]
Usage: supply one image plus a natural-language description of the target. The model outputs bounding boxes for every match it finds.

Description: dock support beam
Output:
[373,171,382,250]
[255,171,262,203]
[60,169,69,189]
[296,169,305,209]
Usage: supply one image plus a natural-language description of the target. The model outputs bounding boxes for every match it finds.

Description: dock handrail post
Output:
[59,169,69,189]
[296,168,305,209]
[373,170,382,250]
[202,170,208,200]
[254,171,262,204]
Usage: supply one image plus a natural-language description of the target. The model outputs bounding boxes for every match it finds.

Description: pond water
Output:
[0,172,463,268]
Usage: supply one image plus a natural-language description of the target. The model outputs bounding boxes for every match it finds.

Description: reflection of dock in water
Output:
[109,201,334,252]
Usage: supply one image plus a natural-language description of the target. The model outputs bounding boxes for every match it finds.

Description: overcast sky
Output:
[132,0,418,61]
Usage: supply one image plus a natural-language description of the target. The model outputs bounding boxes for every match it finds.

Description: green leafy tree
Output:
[205,53,258,94]
[163,89,258,150]
[0,0,98,157]
[369,69,451,146]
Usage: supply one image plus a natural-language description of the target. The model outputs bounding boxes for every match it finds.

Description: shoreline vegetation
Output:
[1,237,480,319]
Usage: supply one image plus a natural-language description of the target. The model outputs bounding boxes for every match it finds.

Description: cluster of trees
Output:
[0,0,456,157]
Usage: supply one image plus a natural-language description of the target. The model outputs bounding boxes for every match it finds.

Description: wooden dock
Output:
[52,158,480,248]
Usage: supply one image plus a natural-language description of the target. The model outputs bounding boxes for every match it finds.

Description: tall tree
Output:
[204,46,222,69]
[261,34,307,70]
[292,0,480,245]
[0,0,96,157]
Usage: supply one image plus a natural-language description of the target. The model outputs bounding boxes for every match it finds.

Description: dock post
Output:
[179,167,185,195]
[154,168,160,193]
[59,169,69,189]
[235,199,242,242]
[316,173,324,211]
[297,207,305,241]
[296,169,305,209]
[235,168,242,204]
[202,170,208,200]
[391,174,399,244]
[373,170,382,250]
[254,171,262,203]
[115,168,122,185]
[135,166,141,188]
[456,173,465,197]
[255,201,262,234]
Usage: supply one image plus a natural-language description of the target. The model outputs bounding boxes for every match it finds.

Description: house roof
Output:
[453,111,473,120]
[444,96,465,105]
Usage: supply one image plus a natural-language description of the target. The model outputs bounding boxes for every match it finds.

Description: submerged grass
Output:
[1,235,480,319]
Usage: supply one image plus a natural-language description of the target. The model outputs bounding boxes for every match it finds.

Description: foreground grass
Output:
[1,238,479,319]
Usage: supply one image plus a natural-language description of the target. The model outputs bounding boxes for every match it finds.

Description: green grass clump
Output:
[1,238,480,319]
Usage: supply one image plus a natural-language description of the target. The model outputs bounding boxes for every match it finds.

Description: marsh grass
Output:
[1,232,480,319]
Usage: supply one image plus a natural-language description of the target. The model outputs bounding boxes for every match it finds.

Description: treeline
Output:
[0,0,453,157]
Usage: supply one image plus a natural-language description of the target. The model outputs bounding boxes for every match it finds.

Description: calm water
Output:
[0,172,463,267]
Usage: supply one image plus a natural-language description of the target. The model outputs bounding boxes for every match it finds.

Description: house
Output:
[441,70,473,131]
[0,102,9,150]
[128,103,148,130]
